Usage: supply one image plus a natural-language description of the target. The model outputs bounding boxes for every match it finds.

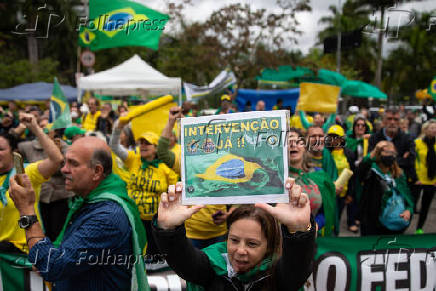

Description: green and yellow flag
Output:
[49,78,71,129]
[429,76,436,101]
[78,0,169,51]
[187,152,270,195]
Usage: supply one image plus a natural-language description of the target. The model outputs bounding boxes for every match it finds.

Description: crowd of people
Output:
[0,95,435,290]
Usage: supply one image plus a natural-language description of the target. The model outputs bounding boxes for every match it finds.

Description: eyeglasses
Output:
[355,123,365,127]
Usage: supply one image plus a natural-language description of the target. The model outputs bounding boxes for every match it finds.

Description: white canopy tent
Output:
[78,54,182,103]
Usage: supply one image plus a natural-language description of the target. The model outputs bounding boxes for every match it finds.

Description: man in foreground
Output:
[9,137,149,291]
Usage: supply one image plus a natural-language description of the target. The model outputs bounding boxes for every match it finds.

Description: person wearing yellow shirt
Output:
[110,120,177,268]
[0,114,63,253]
[290,110,313,131]
[414,120,436,234]
[82,97,101,132]
[325,125,358,234]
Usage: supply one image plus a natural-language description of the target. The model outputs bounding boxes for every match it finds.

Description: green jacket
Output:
[289,167,338,236]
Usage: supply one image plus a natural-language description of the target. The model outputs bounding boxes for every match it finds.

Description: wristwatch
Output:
[18,215,38,229]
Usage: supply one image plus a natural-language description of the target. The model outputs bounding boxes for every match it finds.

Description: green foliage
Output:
[384,11,436,103]
[0,57,60,88]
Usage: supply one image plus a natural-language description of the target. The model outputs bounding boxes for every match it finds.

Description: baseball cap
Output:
[327,125,345,137]
[221,94,231,102]
[64,126,86,140]
[348,106,359,113]
[137,132,159,145]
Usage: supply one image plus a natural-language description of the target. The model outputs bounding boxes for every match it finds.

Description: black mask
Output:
[380,155,395,167]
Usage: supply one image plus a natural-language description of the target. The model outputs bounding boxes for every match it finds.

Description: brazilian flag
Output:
[78,0,169,51]
[49,78,71,130]
[186,152,283,198]
[429,76,436,101]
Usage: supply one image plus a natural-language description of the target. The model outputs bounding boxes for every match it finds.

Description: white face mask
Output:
[71,111,78,118]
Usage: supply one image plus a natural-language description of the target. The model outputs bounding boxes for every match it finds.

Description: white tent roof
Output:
[78,54,181,97]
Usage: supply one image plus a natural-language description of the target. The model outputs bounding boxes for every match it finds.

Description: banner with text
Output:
[2,234,435,290]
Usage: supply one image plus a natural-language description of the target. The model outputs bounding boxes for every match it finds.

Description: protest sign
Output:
[4,233,435,291]
[181,111,289,205]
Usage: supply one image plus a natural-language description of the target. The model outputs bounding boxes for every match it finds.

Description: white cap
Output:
[348,106,359,113]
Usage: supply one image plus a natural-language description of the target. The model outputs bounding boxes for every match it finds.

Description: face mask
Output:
[71,111,78,118]
[380,155,395,167]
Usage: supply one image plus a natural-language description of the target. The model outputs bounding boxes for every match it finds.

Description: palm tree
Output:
[384,11,436,103]
[317,0,376,82]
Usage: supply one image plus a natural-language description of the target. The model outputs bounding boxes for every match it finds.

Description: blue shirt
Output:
[28,201,133,291]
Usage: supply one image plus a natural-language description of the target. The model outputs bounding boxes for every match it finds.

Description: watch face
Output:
[19,216,30,229]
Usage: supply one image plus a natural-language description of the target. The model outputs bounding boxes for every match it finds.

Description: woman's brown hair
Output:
[227,205,282,261]
[375,141,402,178]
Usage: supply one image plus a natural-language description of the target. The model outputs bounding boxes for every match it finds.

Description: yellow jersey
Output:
[124,150,178,220]
[415,139,436,185]
[82,111,101,132]
[185,205,227,240]
[0,162,47,253]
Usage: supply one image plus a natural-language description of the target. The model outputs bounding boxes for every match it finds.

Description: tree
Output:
[383,11,436,103]
[198,1,311,87]
[0,0,81,87]
[317,0,376,82]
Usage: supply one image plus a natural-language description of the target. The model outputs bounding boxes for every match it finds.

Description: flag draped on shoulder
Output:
[49,78,72,129]
[78,0,169,51]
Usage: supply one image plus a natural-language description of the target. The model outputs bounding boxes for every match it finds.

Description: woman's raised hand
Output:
[255,177,311,233]
[157,182,204,230]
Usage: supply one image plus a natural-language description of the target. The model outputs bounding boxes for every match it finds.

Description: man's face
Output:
[307,127,325,152]
[39,118,49,129]
[88,99,97,114]
[61,144,95,196]
[1,115,12,127]
[361,109,369,119]
[383,112,400,134]
[221,100,230,111]
[102,104,112,113]
[0,137,13,173]
[313,114,324,127]
[255,101,265,111]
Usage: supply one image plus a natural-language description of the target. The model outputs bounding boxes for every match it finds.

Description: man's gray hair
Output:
[89,149,112,177]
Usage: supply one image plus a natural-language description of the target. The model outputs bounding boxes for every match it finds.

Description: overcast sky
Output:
[136,0,436,54]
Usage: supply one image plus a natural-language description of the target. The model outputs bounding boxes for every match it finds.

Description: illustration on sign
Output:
[181,111,289,205]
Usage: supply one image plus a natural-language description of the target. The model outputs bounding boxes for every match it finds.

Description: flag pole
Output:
[179,78,182,106]
[76,46,82,103]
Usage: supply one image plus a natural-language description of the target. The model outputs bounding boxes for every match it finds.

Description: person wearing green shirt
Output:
[357,140,414,236]
[306,126,338,181]
[288,128,338,236]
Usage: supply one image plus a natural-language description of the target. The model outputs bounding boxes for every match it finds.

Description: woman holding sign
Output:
[152,180,315,291]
